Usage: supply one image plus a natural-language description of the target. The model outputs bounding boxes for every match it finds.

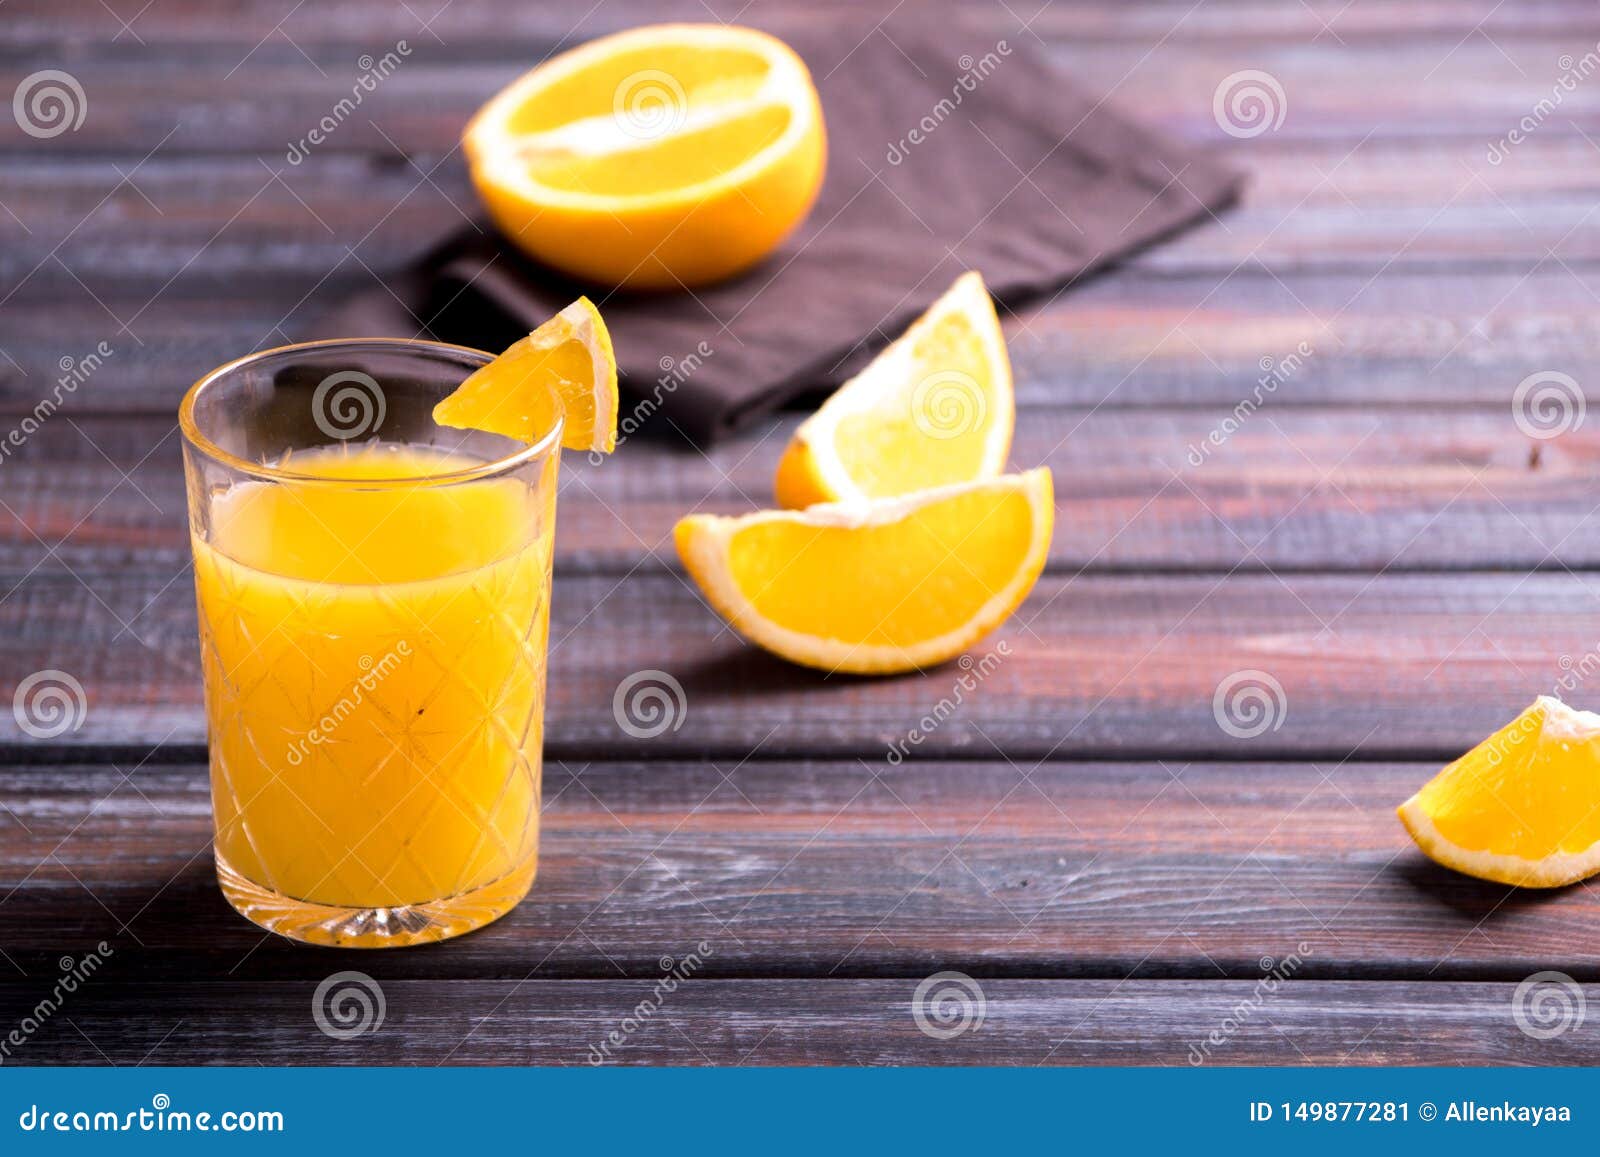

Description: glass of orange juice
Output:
[179,339,559,947]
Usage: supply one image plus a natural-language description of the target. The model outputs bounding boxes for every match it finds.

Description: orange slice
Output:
[433,297,618,454]
[1398,696,1600,887]
[774,272,1013,508]
[464,24,826,289]
[675,469,1052,674]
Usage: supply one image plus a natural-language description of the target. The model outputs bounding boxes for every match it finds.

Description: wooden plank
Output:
[0,569,1594,757]
[1,409,1597,578]
[3,977,1591,1065]
[9,0,1597,49]
[0,31,1594,156]
[4,260,1600,413]
[1054,34,1600,145]
[4,137,1598,297]
[3,759,1595,983]
[0,156,471,295]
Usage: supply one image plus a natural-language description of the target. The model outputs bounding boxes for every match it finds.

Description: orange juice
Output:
[191,443,555,943]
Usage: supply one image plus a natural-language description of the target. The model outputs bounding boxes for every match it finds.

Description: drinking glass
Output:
[179,338,559,947]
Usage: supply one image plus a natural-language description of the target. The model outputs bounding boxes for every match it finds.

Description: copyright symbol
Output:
[1419,1102,1437,1121]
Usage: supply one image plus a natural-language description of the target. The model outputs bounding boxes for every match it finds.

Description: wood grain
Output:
[0,13,1594,154]
[7,261,1600,414]
[0,0,1590,1066]
[3,759,1595,984]
[4,978,1591,1065]
[10,0,1595,49]
[0,569,1592,757]
[5,137,1599,299]
[0,410,1597,578]
[5,134,1599,417]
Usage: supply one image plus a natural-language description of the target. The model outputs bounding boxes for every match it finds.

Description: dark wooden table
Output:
[4,0,1600,1065]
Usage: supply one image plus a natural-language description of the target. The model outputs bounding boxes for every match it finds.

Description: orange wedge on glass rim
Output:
[433,297,619,453]
[1398,696,1600,887]
[675,469,1053,674]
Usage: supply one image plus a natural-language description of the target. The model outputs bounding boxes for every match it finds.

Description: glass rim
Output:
[179,336,564,486]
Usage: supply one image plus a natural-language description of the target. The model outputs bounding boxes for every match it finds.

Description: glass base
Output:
[216,852,536,948]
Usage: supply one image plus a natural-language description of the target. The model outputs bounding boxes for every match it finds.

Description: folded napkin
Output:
[314,20,1241,445]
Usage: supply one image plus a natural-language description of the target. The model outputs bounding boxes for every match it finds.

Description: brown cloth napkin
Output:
[314,21,1241,445]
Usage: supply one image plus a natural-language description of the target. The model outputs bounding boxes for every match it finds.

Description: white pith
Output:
[550,301,617,450]
[1530,694,1600,739]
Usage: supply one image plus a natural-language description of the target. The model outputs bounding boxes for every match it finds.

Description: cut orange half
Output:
[774,271,1014,508]
[433,297,618,454]
[675,469,1053,674]
[465,24,826,289]
[1398,696,1600,887]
